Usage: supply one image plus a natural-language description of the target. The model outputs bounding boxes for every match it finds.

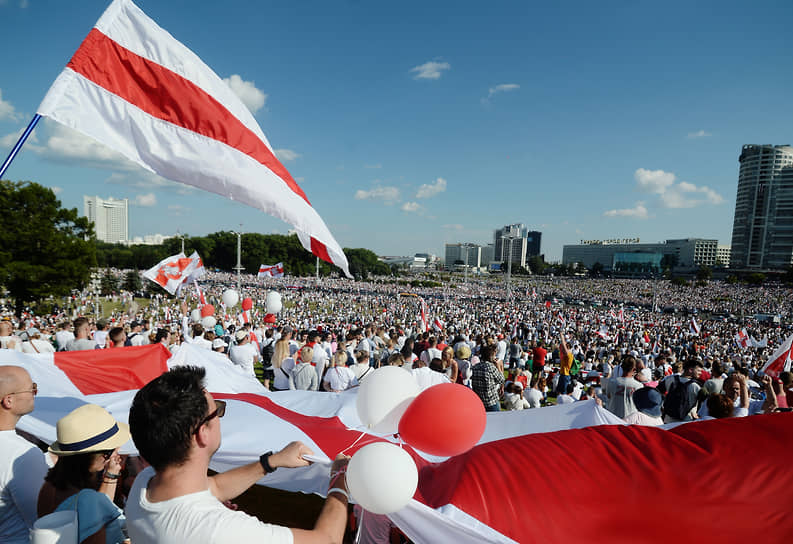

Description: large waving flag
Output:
[760,334,793,379]
[258,262,284,278]
[3,346,793,542]
[36,0,351,278]
[142,251,202,295]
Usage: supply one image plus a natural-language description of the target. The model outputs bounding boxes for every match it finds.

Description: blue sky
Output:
[1,0,792,261]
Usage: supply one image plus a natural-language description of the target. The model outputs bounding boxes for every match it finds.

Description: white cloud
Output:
[105,171,195,195]
[401,201,422,213]
[604,202,649,219]
[410,61,450,80]
[35,122,136,170]
[223,74,267,114]
[133,193,157,207]
[632,167,724,209]
[687,129,711,139]
[416,177,447,199]
[274,148,300,161]
[0,127,39,149]
[487,83,520,99]
[0,89,19,121]
[50,186,62,195]
[364,163,382,169]
[634,168,676,194]
[354,185,400,203]
[442,224,464,230]
[660,184,724,208]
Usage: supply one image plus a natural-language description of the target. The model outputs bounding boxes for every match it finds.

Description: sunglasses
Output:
[193,399,226,435]
[8,383,37,396]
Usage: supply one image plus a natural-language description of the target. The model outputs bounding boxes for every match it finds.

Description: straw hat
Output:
[49,404,130,456]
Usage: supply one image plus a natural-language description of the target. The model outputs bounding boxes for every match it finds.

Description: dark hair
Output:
[429,358,444,373]
[129,366,208,471]
[45,451,109,491]
[480,344,497,363]
[621,355,637,374]
[400,339,414,360]
[154,328,170,343]
[684,359,704,374]
[73,317,89,332]
[109,327,125,345]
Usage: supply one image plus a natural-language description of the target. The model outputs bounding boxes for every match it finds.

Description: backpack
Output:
[124,333,137,347]
[261,341,274,365]
[663,376,696,420]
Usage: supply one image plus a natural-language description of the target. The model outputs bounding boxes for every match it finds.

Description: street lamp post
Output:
[501,235,516,301]
[176,230,185,254]
[231,225,243,292]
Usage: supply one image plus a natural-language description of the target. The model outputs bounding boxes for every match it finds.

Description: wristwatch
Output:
[259,451,276,473]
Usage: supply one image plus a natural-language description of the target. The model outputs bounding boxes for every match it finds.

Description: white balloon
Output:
[356,366,420,434]
[346,442,418,515]
[201,316,216,329]
[265,291,283,314]
[190,309,201,323]
[221,289,239,307]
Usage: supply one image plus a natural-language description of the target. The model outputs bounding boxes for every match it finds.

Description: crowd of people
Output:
[1,270,792,543]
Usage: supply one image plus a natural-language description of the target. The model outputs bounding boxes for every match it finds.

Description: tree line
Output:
[0,181,390,315]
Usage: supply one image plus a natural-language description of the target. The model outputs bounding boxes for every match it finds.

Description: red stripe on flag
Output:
[66,28,310,205]
[310,236,333,264]
[55,344,170,395]
[214,393,428,467]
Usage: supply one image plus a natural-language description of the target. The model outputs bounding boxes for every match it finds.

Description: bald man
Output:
[0,366,50,543]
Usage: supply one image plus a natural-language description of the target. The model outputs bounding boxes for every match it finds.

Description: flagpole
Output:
[0,114,41,179]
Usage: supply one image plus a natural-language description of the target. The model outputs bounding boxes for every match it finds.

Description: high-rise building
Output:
[444,243,483,270]
[493,224,542,269]
[730,145,793,270]
[84,196,129,244]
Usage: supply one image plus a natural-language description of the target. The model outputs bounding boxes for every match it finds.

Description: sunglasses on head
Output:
[193,399,226,435]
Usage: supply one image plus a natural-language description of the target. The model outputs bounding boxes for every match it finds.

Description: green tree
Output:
[696,265,713,281]
[123,269,143,292]
[100,270,119,295]
[0,181,96,316]
[590,262,604,277]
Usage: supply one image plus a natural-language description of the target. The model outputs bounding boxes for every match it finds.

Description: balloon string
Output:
[339,431,368,455]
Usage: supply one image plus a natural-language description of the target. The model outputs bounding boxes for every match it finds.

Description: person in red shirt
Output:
[532,341,547,375]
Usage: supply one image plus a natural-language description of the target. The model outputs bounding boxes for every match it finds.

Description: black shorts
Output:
[262,368,275,380]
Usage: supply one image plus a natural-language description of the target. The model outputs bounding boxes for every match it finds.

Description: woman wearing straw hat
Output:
[36,404,131,544]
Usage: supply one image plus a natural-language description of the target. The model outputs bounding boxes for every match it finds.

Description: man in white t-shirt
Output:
[229,330,259,378]
[0,366,50,544]
[127,365,349,544]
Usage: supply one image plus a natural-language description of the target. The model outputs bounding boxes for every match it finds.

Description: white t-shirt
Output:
[323,366,358,392]
[0,431,51,544]
[526,388,543,408]
[126,466,293,544]
[411,367,450,391]
[229,343,259,377]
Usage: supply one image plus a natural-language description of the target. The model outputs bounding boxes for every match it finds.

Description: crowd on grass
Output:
[1,272,792,543]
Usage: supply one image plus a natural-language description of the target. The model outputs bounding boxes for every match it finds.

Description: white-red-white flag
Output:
[735,328,750,349]
[36,0,351,278]
[689,317,700,336]
[418,298,428,332]
[142,251,202,295]
[432,317,445,332]
[760,334,793,379]
[258,262,284,278]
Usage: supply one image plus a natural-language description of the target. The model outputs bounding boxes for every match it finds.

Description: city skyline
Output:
[1,1,792,261]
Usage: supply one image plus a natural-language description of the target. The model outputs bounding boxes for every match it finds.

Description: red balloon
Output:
[200,304,215,317]
[241,297,253,311]
[398,383,486,457]
[263,313,276,324]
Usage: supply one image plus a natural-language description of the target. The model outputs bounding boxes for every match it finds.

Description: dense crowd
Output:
[1,271,792,543]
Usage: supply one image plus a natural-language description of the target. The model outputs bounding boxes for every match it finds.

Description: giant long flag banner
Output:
[36,0,351,278]
[3,345,792,543]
